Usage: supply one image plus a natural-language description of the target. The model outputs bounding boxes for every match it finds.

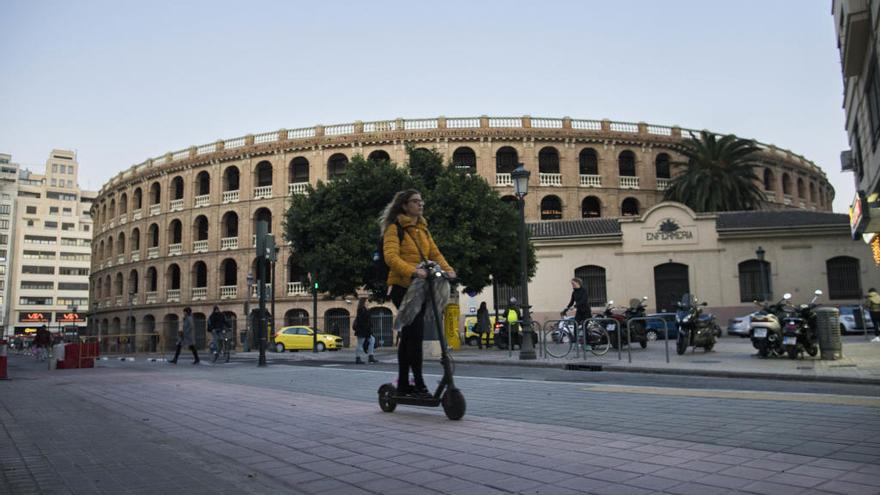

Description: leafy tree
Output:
[663,131,765,213]
[284,148,535,299]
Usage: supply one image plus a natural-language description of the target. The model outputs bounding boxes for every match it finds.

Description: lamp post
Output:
[245,272,253,352]
[756,246,766,302]
[511,164,536,360]
[270,246,278,348]
[127,291,135,350]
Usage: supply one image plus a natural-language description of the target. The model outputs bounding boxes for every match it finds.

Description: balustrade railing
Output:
[489,117,521,128]
[325,123,354,135]
[539,173,562,186]
[496,173,513,186]
[131,252,141,262]
[287,282,306,295]
[446,118,480,128]
[403,119,438,130]
[169,199,184,211]
[192,287,207,300]
[145,291,158,304]
[251,284,272,298]
[168,243,182,256]
[656,178,670,191]
[253,131,278,144]
[222,190,239,203]
[288,182,309,195]
[619,176,640,189]
[531,118,563,129]
[132,209,142,221]
[193,240,208,253]
[147,247,159,259]
[288,127,316,139]
[149,204,161,216]
[119,216,127,224]
[117,254,125,265]
[194,194,210,207]
[253,185,273,199]
[220,286,237,299]
[579,174,601,187]
[363,120,397,132]
[783,195,793,205]
[220,237,238,250]
[116,296,124,306]
[610,122,639,133]
[166,289,181,302]
[197,143,216,155]
[571,119,602,131]
[225,137,246,149]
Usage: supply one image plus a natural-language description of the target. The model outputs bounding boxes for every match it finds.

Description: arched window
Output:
[119,193,128,214]
[96,278,103,299]
[538,147,560,174]
[738,259,772,302]
[827,256,860,299]
[289,157,309,183]
[222,211,239,238]
[540,195,562,220]
[192,261,207,288]
[117,232,125,254]
[655,153,670,179]
[618,150,636,177]
[763,169,775,191]
[98,240,104,260]
[809,182,816,203]
[254,208,272,234]
[171,176,184,200]
[168,219,182,244]
[109,199,116,218]
[149,182,161,205]
[797,177,805,199]
[367,150,390,163]
[148,224,159,247]
[130,228,140,252]
[195,171,210,196]
[223,166,240,192]
[255,161,273,187]
[621,197,640,216]
[220,259,238,286]
[582,196,601,218]
[167,264,181,290]
[579,148,598,175]
[115,273,124,296]
[146,267,158,292]
[328,153,348,179]
[133,187,143,209]
[495,146,518,173]
[128,269,139,295]
[452,147,476,172]
[574,265,607,307]
[285,309,310,326]
[287,255,307,284]
[193,215,209,241]
[106,236,114,257]
[782,173,791,195]
[501,195,518,208]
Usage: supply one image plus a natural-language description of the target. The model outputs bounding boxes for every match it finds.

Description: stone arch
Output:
[655,153,671,179]
[289,157,309,183]
[193,215,209,241]
[149,181,161,205]
[618,150,636,177]
[171,176,184,200]
[223,166,240,191]
[579,148,599,175]
[367,150,391,162]
[763,168,775,191]
[621,197,640,216]
[538,146,560,174]
[328,153,348,179]
[254,160,273,187]
[495,146,518,173]
[195,170,210,196]
[540,195,562,220]
[285,308,310,326]
[221,211,239,238]
[582,196,601,218]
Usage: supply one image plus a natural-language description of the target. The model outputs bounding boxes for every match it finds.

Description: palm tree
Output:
[663,131,765,213]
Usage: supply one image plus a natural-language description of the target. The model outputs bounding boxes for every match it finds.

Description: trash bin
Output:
[815,307,842,360]
[0,339,8,380]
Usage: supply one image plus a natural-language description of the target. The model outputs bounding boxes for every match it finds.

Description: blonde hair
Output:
[378,189,421,233]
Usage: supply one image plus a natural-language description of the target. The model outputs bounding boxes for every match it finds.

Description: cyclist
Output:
[561,277,591,349]
[207,306,227,360]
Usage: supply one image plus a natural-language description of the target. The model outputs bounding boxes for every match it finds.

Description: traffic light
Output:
[313,281,319,291]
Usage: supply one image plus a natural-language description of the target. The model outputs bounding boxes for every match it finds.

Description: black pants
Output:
[391,285,427,392]
[172,343,199,362]
[871,311,880,336]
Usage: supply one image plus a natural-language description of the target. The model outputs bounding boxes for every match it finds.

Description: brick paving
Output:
[1,354,879,494]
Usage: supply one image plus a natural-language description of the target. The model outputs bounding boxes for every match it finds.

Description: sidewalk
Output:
[219,335,880,385]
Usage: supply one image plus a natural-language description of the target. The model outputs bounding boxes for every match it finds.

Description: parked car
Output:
[838,305,874,334]
[462,315,496,346]
[274,326,342,352]
[727,311,759,338]
[645,313,678,340]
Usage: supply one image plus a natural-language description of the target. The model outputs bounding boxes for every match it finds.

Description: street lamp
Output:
[511,164,536,360]
[244,272,253,352]
[127,291,135,350]
[755,246,766,302]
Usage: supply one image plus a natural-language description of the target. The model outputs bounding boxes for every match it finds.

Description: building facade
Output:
[5,149,95,336]
[0,153,19,332]
[88,116,835,349]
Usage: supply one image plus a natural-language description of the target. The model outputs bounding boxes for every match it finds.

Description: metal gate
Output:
[654,262,689,313]
[369,308,393,348]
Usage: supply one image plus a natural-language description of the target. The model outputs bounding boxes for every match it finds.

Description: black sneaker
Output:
[355,358,365,364]
[415,385,431,398]
[369,356,379,364]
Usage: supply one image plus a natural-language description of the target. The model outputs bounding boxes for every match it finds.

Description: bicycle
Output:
[212,329,232,364]
[545,311,610,358]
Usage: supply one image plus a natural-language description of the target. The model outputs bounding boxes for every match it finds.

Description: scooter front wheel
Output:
[441,387,466,421]
[378,384,397,413]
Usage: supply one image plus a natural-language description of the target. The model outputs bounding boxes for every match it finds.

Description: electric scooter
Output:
[377,262,466,420]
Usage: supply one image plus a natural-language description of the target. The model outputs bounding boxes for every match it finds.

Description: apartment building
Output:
[0,153,19,333]
[5,149,95,336]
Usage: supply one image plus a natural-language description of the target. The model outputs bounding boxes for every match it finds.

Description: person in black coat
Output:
[562,277,590,325]
[475,301,491,349]
[208,306,227,358]
[353,298,378,364]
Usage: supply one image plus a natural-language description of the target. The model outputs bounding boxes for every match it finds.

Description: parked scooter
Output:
[602,298,649,349]
[675,293,717,354]
[781,289,822,359]
[749,296,788,358]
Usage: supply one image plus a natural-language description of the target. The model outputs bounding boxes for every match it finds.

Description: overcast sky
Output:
[0,0,855,212]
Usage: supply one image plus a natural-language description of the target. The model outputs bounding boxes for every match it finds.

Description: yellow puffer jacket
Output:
[384,214,452,289]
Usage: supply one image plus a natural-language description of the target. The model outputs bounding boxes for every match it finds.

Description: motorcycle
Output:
[494,314,537,350]
[675,293,716,354]
[749,295,788,358]
[781,289,822,359]
[608,297,649,349]
[595,301,630,349]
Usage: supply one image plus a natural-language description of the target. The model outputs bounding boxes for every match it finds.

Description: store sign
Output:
[850,192,868,240]
[19,312,49,323]
[644,218,696,243]
[55,312,85,323]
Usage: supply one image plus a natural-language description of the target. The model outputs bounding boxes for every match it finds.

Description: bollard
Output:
[815,307,842,360]
[0,339,7,380]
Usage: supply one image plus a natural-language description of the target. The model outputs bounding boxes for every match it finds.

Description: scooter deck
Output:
[390,394,441,407]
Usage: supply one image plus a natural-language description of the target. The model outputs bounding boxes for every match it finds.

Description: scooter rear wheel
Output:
[441,388,466,420]
[378,384,397,413]
[676,335,687,355]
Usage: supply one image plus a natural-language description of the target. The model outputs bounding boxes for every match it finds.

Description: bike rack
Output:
[625,317,673,364]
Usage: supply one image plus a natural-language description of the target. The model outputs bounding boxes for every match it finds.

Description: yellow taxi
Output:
[274,326,343,352]
[462,315,497,346]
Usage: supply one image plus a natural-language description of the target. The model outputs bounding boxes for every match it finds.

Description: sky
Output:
[0,0,855,213]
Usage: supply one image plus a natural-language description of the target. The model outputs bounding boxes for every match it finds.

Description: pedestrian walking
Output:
[867,288,880,342]
[353,298,378,364]
[382,189,455,397]
[475,301,491,349]
[170,307,200,364]
[34,325,51,361]
[207,306,226,358]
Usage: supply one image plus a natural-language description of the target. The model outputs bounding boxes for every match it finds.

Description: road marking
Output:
[580,384,880,407]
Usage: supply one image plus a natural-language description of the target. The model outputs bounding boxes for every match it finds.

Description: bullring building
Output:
[89,116,866,350]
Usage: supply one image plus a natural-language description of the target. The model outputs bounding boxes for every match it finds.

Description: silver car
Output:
[838,305,874,334]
